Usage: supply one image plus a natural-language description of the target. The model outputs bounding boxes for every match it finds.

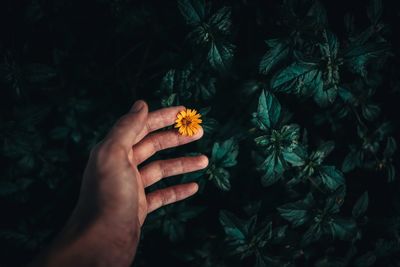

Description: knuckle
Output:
[159,161,168,178]
[160,192,168,207]
[150,134,162,151]
[177,159,185,173]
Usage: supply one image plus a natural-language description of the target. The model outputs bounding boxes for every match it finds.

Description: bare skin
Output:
[32,100,208,267]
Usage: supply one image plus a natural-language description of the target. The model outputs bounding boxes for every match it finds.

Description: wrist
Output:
[33,211,141,267]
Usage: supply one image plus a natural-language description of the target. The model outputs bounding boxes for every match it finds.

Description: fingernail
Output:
[131,100,144,112]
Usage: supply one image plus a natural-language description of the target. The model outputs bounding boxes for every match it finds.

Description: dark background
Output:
[1,0,399,266]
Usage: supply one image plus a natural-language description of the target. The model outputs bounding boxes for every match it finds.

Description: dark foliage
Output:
[1,0,400,266]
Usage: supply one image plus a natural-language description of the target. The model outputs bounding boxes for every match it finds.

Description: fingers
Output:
[140,155,208,187]
[132,127,204,164]
[146,183,199,213]
[105,102,186,150]
[137,105,185,141]
[105,100,149,149]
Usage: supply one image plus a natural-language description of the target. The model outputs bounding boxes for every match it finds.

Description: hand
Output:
[33,100,208,267]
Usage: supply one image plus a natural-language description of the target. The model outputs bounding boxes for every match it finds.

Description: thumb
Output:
[106,100,149,150]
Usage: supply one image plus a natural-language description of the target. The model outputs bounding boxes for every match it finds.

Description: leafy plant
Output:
[0,0,399,266]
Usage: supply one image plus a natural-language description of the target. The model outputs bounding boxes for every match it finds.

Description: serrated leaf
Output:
[277,193,314,227]
[342,149,361,172]
[208,41,235,72]
[253,90,281,130]
[320,31,339,59]
[318,165,345,190]
[260,151,285,186]
[271,62,319,93]
[314,141,335,162]
[210,167,231,191]
[282,146,306,167]
[209,7,232,34]
[211,138,239,168]
[259,39,289,75]
[328,217,357,240]
[202,118,219,134]
[302,222,322,245]
[219,210,247,241]
[314,85,337,107]
[161,93,176,107]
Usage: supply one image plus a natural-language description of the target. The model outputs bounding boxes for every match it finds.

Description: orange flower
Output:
[174,108,202,136]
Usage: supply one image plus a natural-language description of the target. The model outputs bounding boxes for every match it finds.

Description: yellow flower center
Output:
[181,118,190,126]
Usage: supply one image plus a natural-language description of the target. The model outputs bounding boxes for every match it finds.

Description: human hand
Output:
[34,100,208,267]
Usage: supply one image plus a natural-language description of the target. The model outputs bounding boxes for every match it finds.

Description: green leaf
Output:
[253,90,281,130]
[211,138,239,168]
[277,193,314,227]
[302,222,322,245]
[352,191,369,218]
[338,86,356,103]
[255,222,273,245]
[260,151,285,186]
[178,0,205,25]
[342,149,361,172]
[208,41,235,72]
[282,146,306,167]
[210,167,231,191]
[270,62,319,93]
[160,70,176,94]
[328,217,357,240]
[320,31,339,59]
[209,7,232,35]
[318,165,345,190]
[259,39,289,75]
[314,141,335,163]
[161,93,177,107]
[219,210,247,242]
[202,118,219,134]
[314,85,337,107]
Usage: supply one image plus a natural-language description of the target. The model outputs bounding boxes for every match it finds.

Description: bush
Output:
[0,0,399,266]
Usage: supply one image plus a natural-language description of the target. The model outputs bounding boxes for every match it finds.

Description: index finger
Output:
[134,105,185,143]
